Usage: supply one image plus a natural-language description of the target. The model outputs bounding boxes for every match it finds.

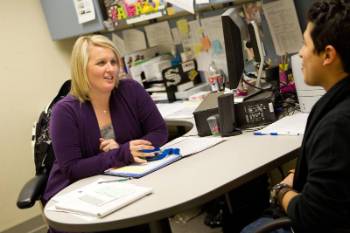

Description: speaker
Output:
[218,93,240,137]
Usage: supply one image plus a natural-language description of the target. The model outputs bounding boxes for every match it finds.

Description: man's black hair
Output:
[308,0,350,73]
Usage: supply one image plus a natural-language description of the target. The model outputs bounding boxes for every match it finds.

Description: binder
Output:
[105,154,182,178]
[105,136,225,178]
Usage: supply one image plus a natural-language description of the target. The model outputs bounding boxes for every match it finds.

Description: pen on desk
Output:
[98,178,130,184]
[254,132,266,135]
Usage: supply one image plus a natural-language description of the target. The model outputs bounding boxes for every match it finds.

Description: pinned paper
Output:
[262,0,303,55]
[176,19,189,38]
[188,20,202,44]
[212,39,223,55]
[144,21,174,47]
[171,28,182,45]
[112,33,127,56]
[193,43,202,55]
[166,6,176,16]
[188,70,199,80]
[201,16,224,46]
[73,0,96,24]
[201,36,211,52]
[122,29,147,53]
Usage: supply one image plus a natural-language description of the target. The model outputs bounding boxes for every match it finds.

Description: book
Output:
[105,136,225,178]
[52,179,152,218]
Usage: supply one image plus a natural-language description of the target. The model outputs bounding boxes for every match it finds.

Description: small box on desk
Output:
[193,92,276,137]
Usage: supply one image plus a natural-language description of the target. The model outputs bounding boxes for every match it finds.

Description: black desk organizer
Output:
[142,60,201,103]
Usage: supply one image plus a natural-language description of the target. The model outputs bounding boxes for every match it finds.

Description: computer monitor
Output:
[221,8,249,90]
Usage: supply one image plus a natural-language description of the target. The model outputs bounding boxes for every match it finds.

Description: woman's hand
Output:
[129,139,155,163]
[99,138,120,152]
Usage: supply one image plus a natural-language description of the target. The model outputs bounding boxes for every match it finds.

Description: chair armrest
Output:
[17,174,48,209]
[255,217,292,233]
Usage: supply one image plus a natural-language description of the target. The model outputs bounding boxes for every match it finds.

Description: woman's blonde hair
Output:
[70,34,122,102]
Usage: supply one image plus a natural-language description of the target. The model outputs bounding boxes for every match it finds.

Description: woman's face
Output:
[87,45,119,95]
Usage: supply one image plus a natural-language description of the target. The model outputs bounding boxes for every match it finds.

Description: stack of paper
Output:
[255,113,308,136]
[52,180,152,218]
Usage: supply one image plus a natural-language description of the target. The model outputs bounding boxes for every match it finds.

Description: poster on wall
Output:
[73,0,96,24]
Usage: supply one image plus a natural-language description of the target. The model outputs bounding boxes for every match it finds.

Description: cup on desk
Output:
[206,114,220,136]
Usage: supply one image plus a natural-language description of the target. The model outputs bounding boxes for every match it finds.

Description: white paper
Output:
[200,16,225,46]
[156,101,200,119]
[122,29,147,53]
[167,0,195,14]
[195,52,212,71]
[73,0,96,24]
[145,21,174,47]
[255,113,309,135]
[196,0,210,4]
[262,0,303,55]
[171,28,182,45]
[162,136,225,157]
[188,20,202,44]
[105,154,181,177]
[53,180,152,218]
[112,33,127,56]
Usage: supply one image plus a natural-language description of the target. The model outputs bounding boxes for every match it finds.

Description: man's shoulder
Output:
[328,95,350,118]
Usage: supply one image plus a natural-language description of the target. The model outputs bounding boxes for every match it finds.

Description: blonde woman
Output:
[43,35,167,233]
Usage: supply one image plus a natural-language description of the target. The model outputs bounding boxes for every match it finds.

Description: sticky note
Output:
[201,36,211,52]
[212,39,223,54]
[166,6,176,16]
[176,19,189,37]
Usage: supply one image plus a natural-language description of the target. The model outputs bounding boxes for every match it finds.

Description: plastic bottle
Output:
[207,62,224,92]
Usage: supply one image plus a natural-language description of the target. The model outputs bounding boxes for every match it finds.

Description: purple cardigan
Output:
[43,79,168,203]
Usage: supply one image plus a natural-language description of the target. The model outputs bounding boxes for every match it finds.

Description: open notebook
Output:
[105,136,225,178]
[52,179,152,218]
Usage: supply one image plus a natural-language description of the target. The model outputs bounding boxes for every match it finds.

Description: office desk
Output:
[44,121,302,232]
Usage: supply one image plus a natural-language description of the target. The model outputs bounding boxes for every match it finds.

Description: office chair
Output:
[254,217,292,233]
[17,80,71,209]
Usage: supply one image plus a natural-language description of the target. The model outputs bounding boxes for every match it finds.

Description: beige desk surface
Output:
[44,125,302,232]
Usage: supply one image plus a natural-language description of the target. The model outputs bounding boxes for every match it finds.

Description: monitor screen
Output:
[221,8,249,90]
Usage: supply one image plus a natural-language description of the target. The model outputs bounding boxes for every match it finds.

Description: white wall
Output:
[0,1,75,231]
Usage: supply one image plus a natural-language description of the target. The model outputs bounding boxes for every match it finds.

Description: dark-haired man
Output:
[241,0,350,232]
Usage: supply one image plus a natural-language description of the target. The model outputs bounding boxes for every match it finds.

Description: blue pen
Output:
[139,147,161,153]
[139,147,163,161]
[254,132,266,135]
[270,132,279,136]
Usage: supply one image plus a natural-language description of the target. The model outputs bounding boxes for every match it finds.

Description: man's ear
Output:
[323,45,337,66]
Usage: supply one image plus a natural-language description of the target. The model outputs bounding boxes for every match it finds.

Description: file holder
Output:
[142,59,200,103]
